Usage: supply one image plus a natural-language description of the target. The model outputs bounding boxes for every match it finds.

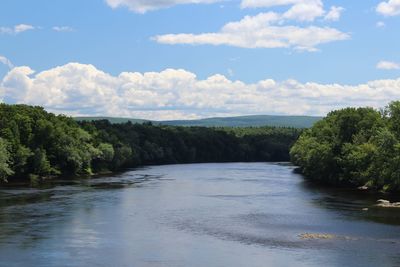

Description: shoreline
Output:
[2,162,399,204]
[0,161,289,188]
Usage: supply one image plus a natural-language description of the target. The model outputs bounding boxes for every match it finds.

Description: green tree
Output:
[0,138,13,181]
[386,101,400,138]
[98,143,115,162]
[291,101,400,192]
[31,148,52,177]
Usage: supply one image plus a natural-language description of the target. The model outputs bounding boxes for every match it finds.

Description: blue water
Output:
[0,163,399,267]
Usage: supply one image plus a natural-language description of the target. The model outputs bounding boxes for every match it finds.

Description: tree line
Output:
[0,104,301,183]
[290,101,400,192]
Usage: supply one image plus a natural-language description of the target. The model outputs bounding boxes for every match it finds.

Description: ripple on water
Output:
[0,163,400,267]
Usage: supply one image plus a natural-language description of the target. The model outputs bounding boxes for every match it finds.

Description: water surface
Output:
[0,163,399,267]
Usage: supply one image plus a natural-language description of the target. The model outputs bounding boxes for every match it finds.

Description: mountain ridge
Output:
[75,114,322,128]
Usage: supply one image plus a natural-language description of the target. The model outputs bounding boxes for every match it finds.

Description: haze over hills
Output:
[75,115,322,128]
[76,117,148,125]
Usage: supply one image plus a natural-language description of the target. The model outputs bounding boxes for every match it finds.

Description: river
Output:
[0,163,399,267]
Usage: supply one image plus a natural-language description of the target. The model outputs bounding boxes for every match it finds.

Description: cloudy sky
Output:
[1,0,400,119]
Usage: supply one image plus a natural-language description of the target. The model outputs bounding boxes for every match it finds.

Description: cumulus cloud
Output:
[0,55,14,69]
[377,0,400,16]
[324,6,344,21]
[52,26,74,32]
[241,0,344,21]
[153,0,347,51]
[377,60,400,70]
[153,10,349,51]
[0,24,35,35]
[281,1,325,22]
[105,0,346,53]
[1,63,400,120]
[106,0,345,23]
[241,0,327,22]
[105,0,223,13]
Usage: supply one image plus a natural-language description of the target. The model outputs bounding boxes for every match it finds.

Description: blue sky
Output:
[1,0,400,119]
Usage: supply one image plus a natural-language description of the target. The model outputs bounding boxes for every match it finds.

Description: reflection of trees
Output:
[300,179,400,226]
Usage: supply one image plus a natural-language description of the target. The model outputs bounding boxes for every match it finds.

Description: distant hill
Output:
[75,116,149,124]
[75,115,322,128]
[160,115,322,128]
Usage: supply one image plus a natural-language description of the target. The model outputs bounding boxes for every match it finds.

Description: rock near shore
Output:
[376,199,400,208]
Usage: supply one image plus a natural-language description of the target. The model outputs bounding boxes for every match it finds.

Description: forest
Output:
[5,101,400,191]
[0,104,301,183]
[290,101,400,192]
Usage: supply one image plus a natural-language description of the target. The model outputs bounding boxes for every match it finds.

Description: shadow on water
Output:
[299,178,400,226]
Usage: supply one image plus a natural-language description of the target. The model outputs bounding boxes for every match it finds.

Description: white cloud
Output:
[376,21,386,28]
[153,0,347,51]
[14,24,35,33]
[105,0,223,13]
[241,0,311,9]
[1,62,400,120]
[241,0,343,22]
[0,24,35,35]
[106,0,345,23]
[0,55,14,69]
[153,11,349,51]
[377,0,400,16]
[324,6,344,21]
[241,0,331,23]
[52,26,74,32]
[377,60,400,70]
[282,1,325,22]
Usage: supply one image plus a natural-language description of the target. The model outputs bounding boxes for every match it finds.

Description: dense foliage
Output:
[0,104,300,183]
[0,104,101,182]
[290,101,400,192]
[78,121,300,168]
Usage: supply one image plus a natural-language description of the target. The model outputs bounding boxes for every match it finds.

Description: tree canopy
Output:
[290,101,400,192]
[0,104,300,183]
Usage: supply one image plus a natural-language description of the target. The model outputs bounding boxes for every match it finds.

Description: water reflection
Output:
[301,180,400,225]
[0,163,399,267]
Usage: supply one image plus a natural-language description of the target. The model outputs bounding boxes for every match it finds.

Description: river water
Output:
[0,163,399,267]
